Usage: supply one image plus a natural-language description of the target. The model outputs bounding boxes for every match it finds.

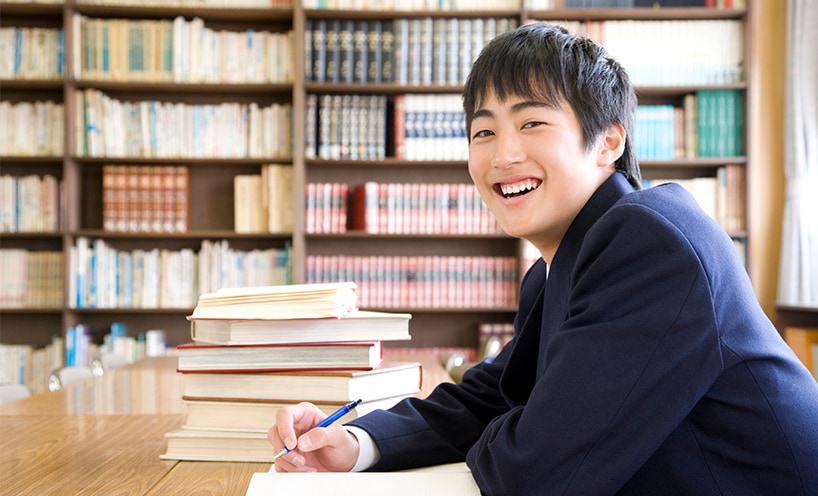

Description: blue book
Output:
[102,24,110,74]
[149,101,158,155]
[111,322,127,339]
[14,29,22,76]
[66,326,76,367]
[57,30,65,77]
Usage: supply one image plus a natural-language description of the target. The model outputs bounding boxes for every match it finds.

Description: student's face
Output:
[468,92,618,261]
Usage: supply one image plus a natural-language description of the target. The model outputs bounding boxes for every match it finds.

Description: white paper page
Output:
[246,470,480,496]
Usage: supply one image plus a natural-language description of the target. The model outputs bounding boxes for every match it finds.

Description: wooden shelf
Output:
[0,231,64,239]
[71,230,292,239]
[307,231,509,240]
[71,80,294,94]
[0,307,62,314]
[70,157,292,166]
[640,158,747,168]
[636,83,747,96]
[304,9,520,20]
[526,7,747,21]
[0,2,63,17]
[69,307,194,314]
[0,79,64,91]
[306,158,467,168]
[365,307,518,313]
[0,156,63,165]
[70,4,293,22]
[306,83,464,94]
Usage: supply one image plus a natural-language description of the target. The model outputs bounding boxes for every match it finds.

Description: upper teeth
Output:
[500,179,541,196]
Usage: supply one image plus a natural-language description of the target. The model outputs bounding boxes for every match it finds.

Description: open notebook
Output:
[245,463,480,496]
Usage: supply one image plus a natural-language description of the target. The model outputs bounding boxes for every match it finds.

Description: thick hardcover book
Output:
[353,20,368,84]
[180,361,423,403]
[189,282,357,320]
[190,306,412,345]
[176,340,383,372]
[367,20,382,84]
[339,20,354,84]
[312,19,327,83]
[181,395,412,432]
[161,428,273,462]
[326,20,341,83]
[381,20,394,84]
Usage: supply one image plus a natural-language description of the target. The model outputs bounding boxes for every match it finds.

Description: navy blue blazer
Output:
[348,172,818,495]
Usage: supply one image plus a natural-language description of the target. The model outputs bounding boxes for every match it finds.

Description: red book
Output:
[177,341,383,373]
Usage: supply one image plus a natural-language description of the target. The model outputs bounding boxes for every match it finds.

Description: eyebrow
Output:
[472,100,559,120]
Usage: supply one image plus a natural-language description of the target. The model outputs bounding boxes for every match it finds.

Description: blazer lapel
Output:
[499,173,636,404]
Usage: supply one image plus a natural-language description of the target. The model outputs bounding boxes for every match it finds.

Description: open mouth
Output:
[494,179,542,199]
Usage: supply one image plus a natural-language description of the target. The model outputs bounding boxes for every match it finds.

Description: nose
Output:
[490,131,526,169]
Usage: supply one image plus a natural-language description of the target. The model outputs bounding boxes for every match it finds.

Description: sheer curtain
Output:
[778,0,818,308]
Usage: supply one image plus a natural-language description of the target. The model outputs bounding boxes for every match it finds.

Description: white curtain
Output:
[778,0,818,307]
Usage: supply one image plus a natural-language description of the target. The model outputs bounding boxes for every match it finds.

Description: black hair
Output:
[463,23,641,188]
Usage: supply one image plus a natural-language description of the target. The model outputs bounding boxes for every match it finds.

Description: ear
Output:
[597,122,626,167]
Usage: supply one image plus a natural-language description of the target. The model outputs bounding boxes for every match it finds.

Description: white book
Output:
[246,463,479,496]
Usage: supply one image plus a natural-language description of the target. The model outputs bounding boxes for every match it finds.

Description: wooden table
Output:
[0,353,452,495]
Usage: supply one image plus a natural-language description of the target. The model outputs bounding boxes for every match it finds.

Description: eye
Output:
[522,121,545,129]
[472,129,494,140]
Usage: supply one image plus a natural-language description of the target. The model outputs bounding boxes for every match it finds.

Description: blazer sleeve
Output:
[467,204,725,495]
[345,260,547,471]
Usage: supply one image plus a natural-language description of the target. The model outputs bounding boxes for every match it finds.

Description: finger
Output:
[297,424,345,452]
[274,407,299,450]
[273,453,309,473]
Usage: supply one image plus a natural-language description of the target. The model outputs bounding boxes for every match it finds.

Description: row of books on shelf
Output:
[0,337,63,395]
[165,282,421,462]
[307,181,502,235]
[305,94,386,161]
[304,91,746,165]
[305,17,518,86]
[68,238,291,309]
[394,94,467,161]
[77,89,292,159]
[634,91,744,160]
[0,174,61,233]
[74,0,293,6]
[0,101,64,157]
[233,164,294,234]
[102,165,188,233]
[562,0,746,7]
[306,255,519,308]
[65,324,166,368]
[643,164,745,233]
[303,0,519,10]
[0,322,168,394]
[1,0,291,6]
[551,19,743,86]
[0,250,63,309]
[0,27,64,80]
[73,16,294,84]
[350,181,502,235]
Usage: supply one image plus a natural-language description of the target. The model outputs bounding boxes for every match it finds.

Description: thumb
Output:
[297,426,334,452]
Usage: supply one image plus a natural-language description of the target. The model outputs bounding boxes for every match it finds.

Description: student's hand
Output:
[268,402,360,473]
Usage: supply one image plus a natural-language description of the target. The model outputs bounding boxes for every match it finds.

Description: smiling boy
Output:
[269,23,818,494]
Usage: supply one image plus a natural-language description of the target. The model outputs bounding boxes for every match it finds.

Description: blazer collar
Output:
[501,172,635,404]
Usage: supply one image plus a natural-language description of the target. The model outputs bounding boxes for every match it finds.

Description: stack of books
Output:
[161,282,420,462]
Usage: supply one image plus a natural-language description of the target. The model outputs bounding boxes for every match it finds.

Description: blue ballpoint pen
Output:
[273,398,362,461]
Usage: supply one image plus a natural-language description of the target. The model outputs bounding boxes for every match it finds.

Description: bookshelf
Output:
[0,0,753,358]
